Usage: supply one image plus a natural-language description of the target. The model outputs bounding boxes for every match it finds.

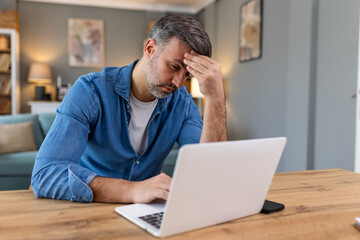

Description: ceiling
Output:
[21,0,216,14]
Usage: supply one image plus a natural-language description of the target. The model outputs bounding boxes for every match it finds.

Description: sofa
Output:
[0,113,179,191]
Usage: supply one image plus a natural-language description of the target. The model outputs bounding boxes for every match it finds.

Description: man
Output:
[31,15,226,203]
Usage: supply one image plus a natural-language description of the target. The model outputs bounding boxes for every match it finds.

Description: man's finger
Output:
[154,173,171,190]
[190,50,216,64]
[184,53,210,69]
[186,65,204,80]
[154,189,168,200]
[156,181,171,191]
[184,59,207,75]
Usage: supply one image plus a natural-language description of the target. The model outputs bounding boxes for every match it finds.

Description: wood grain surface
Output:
[1,169,360,240]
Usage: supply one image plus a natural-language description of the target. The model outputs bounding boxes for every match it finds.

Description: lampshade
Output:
[28,63,52,83]
[190,77,204,98]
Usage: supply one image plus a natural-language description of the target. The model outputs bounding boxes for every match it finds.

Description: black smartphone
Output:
[261,200,285,214]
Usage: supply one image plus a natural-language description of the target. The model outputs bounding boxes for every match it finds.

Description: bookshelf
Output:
[0,28,19,115]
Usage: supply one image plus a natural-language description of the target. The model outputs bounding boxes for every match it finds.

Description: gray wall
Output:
[199,0,290,171]
[284,0,316,171]
[0,0,16,10]
[199,0,359,172]
[314,0,359,170]
[0,1,202,113]
[16,2,166,112]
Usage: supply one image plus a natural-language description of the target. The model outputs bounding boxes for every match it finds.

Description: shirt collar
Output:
[114,59,137,102]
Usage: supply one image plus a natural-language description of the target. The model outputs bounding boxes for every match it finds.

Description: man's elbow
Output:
[31,169,57,199]
[31,172,44,198]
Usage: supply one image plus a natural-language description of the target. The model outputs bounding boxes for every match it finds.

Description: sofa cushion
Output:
[38,113,56,136]
[0,177,32,191]
[0,151,37,176]
[0,122,37,154]
[0,114,44,149]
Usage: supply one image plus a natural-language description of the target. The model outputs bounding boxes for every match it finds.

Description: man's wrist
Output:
[204,94,226,117]
[201,92,227,142]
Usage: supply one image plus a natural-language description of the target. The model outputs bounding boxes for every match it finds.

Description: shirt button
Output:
[127,105,130,109]
[136,161,140,165]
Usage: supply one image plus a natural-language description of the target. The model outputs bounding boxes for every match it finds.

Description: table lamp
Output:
[28,63,52,100]
[190,77,204,115]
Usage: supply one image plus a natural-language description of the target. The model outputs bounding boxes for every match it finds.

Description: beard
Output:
[145,53,178,99]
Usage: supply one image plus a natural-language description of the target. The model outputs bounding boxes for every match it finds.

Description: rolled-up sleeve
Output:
[31,76,99,202]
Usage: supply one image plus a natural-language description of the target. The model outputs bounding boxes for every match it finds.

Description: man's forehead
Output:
[173,59,186,67]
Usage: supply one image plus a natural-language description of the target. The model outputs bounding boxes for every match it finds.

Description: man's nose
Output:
[172,72,187,88]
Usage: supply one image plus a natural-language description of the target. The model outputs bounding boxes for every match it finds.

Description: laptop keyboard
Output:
[139,212,164,229]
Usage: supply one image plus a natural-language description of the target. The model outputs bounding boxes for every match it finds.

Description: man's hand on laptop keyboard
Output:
[130,173,172,203]
[89,173,171,203]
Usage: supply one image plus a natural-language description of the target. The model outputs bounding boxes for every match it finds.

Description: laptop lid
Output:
[116,137,287,238]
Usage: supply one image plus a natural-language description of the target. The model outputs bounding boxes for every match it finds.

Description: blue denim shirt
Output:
[31,60,203,202]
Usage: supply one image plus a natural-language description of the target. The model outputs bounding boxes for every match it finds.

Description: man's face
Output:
[145,38,192,99]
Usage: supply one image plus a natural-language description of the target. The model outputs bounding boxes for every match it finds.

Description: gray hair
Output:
[147,15,212,57]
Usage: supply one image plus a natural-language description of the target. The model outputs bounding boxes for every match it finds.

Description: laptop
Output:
[115,137,287,238]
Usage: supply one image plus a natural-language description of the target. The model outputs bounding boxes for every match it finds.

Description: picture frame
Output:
[239,0,263,63]
[68,18,105,68]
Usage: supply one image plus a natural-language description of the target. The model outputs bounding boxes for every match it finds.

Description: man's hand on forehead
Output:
[183,51,224,100]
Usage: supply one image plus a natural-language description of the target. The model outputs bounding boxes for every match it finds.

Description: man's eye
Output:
[171,64,180,70]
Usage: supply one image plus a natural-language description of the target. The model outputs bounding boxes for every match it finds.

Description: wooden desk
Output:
[1,169,360,239]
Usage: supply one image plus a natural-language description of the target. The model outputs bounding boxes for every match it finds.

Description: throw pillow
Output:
[0,121,37,154]
[0,113,43,149]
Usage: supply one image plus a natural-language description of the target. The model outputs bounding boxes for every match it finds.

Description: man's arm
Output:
[32,76,172,204]
[184,51,227,142]
[31,77,99,202]
[89,173,171,203]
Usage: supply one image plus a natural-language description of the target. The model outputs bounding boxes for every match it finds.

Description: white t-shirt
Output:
[128,92,159,155]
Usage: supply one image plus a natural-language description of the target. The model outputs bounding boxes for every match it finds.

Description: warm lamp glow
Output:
[190,77,203,98]
[28,63,52,83]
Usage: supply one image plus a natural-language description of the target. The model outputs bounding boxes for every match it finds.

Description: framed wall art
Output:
[68,18,104,68]
[239,0,263,63]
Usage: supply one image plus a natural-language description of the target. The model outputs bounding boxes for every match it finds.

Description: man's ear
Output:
[144,38,156,59]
